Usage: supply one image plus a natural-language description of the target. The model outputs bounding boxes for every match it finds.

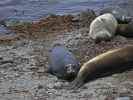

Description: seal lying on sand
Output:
[71,45,133,88]
[48,44,80,80]
[116,21,133,37]
[89,13,118,43]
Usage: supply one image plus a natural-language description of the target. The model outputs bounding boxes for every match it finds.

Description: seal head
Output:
[48,44,80,80]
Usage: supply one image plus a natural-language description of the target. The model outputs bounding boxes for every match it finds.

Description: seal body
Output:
[48,44,80,80]
[89,13,118,43]
[71,46,133,88]
[116,21,133,37]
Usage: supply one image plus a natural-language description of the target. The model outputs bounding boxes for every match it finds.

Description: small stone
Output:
[37,84,44,89]
[72,15,80,22]
[75,34,82,39]
[4,19,32,27]
[47,83,54,89]
[54,82,62,89]
[0,55,3,60]
[115,96,132,100]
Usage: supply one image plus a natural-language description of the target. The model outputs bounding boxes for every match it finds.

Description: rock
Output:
[0,25,12,35]
[72,9,96,28]
[116,20,133,38]
[2,19,32,27]
[100,7,132,24]
[115,96,133,100]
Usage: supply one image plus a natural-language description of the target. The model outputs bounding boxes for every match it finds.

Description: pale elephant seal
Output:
[71,45,133,88]
[48,44,80,80]
[89,13,118,43]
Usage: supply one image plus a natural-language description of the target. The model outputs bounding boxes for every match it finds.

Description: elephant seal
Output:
[71,45,133,88]
[89,13,118,43]
[116,21,133,37]
[48,44,80,81]
[100,7,132,24]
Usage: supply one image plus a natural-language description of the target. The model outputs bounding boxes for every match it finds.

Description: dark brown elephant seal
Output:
[71,46,133,88]
[116,21,133,37]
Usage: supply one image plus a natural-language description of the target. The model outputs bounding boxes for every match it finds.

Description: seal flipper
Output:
[70,78,84,89]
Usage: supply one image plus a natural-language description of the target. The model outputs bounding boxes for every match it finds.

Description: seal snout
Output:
[65,64,77,75]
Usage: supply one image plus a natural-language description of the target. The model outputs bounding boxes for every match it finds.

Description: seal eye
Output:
[65,64,75,74]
